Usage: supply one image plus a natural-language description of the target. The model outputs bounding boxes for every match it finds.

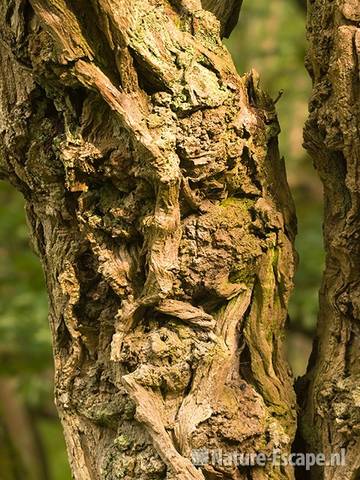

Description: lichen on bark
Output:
[0,1,297,479]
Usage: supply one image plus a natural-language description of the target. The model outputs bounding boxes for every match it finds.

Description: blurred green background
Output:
[0,1,323,478]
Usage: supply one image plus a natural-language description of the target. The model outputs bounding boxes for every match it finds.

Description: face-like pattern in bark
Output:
[0,1,297,478]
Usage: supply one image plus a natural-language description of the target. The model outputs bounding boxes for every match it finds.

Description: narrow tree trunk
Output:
[0,378,49,480]
[0,418,23,480]
[300,0,360,478]
[0,1,297,478]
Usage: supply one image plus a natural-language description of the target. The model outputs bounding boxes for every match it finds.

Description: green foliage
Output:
[38,419,72,480]
[289,192,324,334]
[226,0,309,168]
[0,182,70,479]
[0,183,51,376]
[0,183,50,377]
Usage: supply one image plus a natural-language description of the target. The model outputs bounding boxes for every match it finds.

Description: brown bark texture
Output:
[0,1,297,479]
[300,0,360,478]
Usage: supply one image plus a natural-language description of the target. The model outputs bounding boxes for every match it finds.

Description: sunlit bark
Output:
[0,1,297,478]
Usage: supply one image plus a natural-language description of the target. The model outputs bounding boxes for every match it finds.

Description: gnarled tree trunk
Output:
[300,0,360,478]
[0,1,297,478]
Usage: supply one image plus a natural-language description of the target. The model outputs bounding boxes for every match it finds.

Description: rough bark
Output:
[0,1,297,479]
[300,0,360,478]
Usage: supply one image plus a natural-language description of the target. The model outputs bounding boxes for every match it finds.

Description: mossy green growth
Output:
[114,434,132,452]
[92,410,119,428]
[123,399,136,420]
[219,196,254,211]
[228,267,255,286]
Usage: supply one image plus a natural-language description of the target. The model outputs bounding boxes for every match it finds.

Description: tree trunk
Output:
[300,0,360,478]
[0,378,49,480]
[0,1,297,478]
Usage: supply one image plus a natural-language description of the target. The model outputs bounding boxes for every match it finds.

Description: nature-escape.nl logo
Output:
[191,448,346,471]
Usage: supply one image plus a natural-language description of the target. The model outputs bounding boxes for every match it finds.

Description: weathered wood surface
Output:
[0,1,297,478]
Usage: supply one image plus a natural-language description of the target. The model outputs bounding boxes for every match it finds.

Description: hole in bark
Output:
[183,364,195,396]
[67,87,88,119]
[160,381,168,399]
[241,146,262,192]
[5,3,15,23]
[57,318,72,353]
[242,128,251,140]
[191,290,227,313]
[239,343,257,387]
